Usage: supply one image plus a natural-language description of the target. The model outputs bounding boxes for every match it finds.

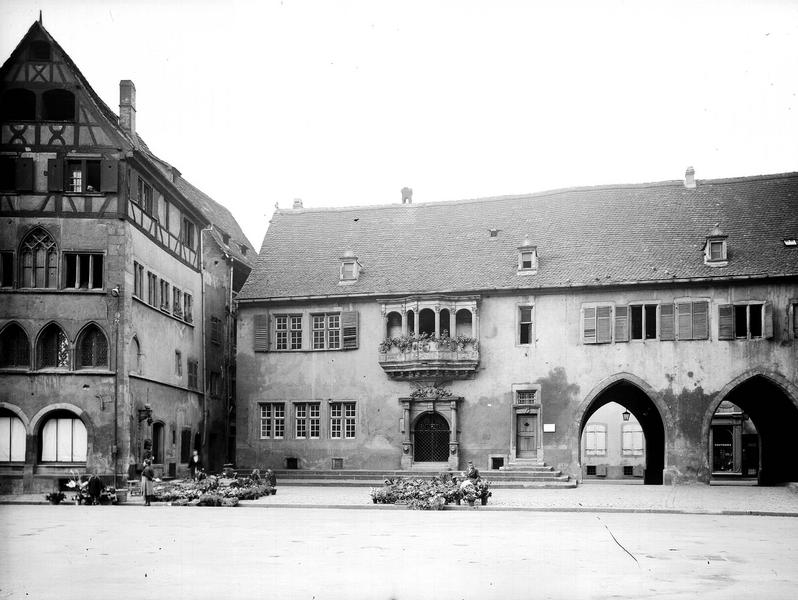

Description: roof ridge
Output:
[275,171,798,216]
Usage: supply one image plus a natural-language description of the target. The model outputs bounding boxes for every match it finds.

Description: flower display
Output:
[369,474,491,509]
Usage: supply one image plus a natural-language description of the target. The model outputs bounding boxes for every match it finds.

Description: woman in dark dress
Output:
[141,459,155,506]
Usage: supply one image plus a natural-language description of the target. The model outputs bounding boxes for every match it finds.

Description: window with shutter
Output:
[718,305,734,340]
[596,306,612,343]
[253,314,269,352]
[582,307,597,344]
[660,304,675,340]
[341,311,359,349]
[614,306,629,342]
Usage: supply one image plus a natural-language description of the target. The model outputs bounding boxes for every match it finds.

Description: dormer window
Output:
[339,250,361,283]
[517,235,538,274]
[703,224,728,267]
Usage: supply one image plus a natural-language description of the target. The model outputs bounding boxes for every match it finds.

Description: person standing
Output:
[141,459,155,506]
[188,450,202,481]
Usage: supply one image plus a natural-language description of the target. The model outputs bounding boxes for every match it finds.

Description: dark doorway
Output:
[716,376,798,485]
[580,380,664,485]
[413,412,450,462]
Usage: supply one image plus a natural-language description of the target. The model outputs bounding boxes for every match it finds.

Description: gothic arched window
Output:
[76,324,108,369]
[0,323,30,368]
[20,228,58,289]
[37,323,69,369]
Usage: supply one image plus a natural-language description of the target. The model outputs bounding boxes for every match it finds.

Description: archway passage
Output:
[719,376,798,485]
[709,400,760,480]
[413,412,450,462]
[580,381,664,485]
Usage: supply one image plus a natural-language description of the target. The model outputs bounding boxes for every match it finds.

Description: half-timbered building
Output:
[0,20,254,493]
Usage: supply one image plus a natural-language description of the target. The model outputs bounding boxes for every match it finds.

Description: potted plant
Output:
[45,491,66,505]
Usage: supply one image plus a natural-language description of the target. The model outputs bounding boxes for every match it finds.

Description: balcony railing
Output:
[377,336,479,380]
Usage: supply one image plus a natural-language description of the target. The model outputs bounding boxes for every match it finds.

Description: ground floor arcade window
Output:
[0,413,26,461]
[40,412,87,462]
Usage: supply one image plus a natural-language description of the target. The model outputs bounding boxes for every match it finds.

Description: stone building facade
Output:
[0,21,253,493]
[236,172,798,485]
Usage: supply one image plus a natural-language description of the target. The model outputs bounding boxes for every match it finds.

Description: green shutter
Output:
[718,305,734,340]
[596,306,612,343]
[614,306,628,342]
[692,301,709,340]
[253,314,269,352]
[15,157,34,191]
[100,159,118,192]
[341,311,359,349]
[660,304,675,340]
[47,158,63,192]
[583,307,597,344]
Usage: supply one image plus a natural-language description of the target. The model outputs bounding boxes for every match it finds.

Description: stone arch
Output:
[0,402,31,434]
[574,372,669,485]
[702,369,798,485]
[29,403,95,464]
[574,372,671,430]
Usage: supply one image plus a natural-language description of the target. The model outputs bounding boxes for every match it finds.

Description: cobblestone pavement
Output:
[6,482,796,514]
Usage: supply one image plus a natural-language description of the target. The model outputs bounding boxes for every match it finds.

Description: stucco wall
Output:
[237,280,797,482]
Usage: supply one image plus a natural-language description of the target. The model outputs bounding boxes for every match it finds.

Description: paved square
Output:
[2,504,797,599]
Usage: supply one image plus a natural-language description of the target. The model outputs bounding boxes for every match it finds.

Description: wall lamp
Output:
[138,404,153,425]
[95,394,111,411]
[622,409,631,422]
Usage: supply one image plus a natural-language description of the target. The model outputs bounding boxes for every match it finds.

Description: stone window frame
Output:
[293,401,321,440]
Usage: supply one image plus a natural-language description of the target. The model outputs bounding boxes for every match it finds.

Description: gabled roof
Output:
[238,172,798,301]
[1,21,255,264]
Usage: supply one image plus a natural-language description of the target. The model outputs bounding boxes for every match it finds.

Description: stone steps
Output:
[270,462,576,489]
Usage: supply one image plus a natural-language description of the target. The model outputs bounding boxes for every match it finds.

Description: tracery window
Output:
[76,325,108,369]
[37,323,69,368]
[20,228,58,288]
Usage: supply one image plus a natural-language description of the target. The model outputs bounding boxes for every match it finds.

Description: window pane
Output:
[0,418,10,461]
[72,419,87,462]
[644,305,657,339]
[734,305,747,338]
[749,304,762,338]
[41,419,57,461]
[630,305,643,339]
[57,418,72,461]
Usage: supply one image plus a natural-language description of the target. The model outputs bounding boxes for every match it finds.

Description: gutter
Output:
[236,272,798,305]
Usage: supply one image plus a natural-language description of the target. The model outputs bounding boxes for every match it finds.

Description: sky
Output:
[2,0,797,248]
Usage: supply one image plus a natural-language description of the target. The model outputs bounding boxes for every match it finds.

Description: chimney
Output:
[293,198,303,209]
[401,187,412,204]
[684,166,696,189]
[119,80,136,135]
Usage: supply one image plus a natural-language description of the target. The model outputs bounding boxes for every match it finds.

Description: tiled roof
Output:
[238,172,798,301]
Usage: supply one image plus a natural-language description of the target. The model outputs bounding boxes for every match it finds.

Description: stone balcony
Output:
[377,340,479,380]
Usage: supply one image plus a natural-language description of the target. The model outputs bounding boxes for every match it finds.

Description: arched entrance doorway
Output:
[708,376,798,485]
[579,380,665,485]
[413,412,450,462]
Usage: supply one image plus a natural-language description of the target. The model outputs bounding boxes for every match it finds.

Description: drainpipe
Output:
[199,226,214,469]
[112,284,121,489]
[225,257,234,464]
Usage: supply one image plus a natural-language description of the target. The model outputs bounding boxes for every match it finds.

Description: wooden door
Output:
[517,414,537,458]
